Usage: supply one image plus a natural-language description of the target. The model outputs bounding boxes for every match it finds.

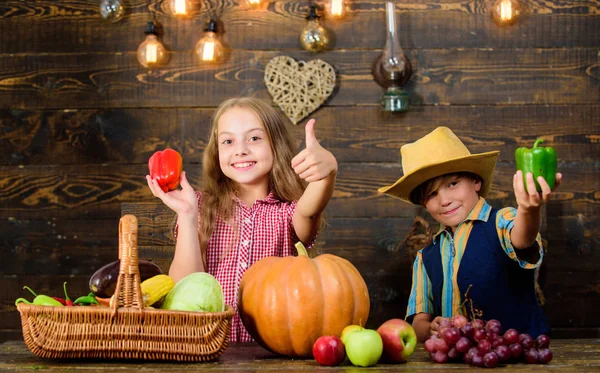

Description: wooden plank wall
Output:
[1,0,598,340]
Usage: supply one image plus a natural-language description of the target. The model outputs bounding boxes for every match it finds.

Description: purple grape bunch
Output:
[424,315,553,367]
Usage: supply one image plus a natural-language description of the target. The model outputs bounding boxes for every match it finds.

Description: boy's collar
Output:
[433,197,491,240]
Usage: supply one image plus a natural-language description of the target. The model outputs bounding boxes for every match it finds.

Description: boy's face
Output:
[424,175,482,231]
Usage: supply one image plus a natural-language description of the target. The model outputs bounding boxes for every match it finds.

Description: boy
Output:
[378,127,561,342]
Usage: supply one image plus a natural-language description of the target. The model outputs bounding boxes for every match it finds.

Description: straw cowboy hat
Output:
[378,126,500,205]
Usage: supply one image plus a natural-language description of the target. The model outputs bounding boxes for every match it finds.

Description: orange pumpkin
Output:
[238,242,370,357]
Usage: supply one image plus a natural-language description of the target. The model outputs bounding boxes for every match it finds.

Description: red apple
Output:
[376,318,418,363]
[312,335,346,366]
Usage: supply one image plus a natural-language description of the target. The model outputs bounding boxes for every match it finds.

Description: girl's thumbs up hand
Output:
[304,118,318,149]
[291,119,338,183]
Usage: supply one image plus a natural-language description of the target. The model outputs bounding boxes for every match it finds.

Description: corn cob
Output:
[140,274,175,307]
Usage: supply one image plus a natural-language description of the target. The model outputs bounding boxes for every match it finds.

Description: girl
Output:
[146,97,337,342]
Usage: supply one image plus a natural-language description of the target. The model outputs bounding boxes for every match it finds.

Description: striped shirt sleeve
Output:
[496,207,544,269]
[406,251,434,321]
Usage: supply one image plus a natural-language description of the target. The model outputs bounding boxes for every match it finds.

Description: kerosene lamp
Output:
[371,2,412,112]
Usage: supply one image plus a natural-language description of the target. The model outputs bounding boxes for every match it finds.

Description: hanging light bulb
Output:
[372,2,411,112]
[300,4,329,53]
[243,0,262,10]
[99,0,125,23]
[168,0,195,18]
[492,0,522,26]
[137,21,168,68]
[195,19,225,63]
[325,0,349,19]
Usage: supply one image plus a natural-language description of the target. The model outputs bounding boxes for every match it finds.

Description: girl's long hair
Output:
[199,97,307,267]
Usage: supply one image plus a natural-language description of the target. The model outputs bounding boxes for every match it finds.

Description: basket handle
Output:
[111,214,145,315]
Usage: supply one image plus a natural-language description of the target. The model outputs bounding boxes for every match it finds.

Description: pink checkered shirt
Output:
[175,191,305,342]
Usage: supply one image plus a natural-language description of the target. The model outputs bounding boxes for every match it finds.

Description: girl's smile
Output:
[232,161,256,170]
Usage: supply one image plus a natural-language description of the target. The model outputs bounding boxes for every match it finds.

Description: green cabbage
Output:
[160,272,224,312]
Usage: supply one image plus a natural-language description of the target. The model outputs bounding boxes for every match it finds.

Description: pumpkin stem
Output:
[294,241,309,257]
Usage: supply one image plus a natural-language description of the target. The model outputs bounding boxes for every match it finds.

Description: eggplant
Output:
[89,259,162,298]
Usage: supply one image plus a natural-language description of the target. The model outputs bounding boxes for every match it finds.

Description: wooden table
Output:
[1,339,599,372]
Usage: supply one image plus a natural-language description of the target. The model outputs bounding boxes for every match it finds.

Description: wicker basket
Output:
[16,214,235,361]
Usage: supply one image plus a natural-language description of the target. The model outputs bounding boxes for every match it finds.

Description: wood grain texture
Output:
[1,105,598,165]
[0,218,118,276]
[0,48,599,109]
[1,1,599,53]
[2,162,597,219]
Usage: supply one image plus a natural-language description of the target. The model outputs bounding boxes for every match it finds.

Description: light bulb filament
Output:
[500,0,513,21]
[330,0,343,17]
[146,43,158,63]
[174,0,187,14]
[202,40,215,61]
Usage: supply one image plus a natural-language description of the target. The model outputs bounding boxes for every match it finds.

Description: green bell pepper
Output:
[515,139,557,193]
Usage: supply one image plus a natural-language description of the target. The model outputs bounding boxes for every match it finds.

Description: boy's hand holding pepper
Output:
[511,140,562,250]
[513,170,562,212]
[514,138,562,210]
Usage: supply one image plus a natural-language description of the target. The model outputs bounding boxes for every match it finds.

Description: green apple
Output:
[343,327,383,367]
[340,324,362,344]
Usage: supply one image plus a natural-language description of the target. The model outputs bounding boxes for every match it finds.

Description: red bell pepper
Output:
[148,149,183,192]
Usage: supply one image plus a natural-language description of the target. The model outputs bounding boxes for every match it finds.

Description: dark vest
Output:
[421,208,550,337]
